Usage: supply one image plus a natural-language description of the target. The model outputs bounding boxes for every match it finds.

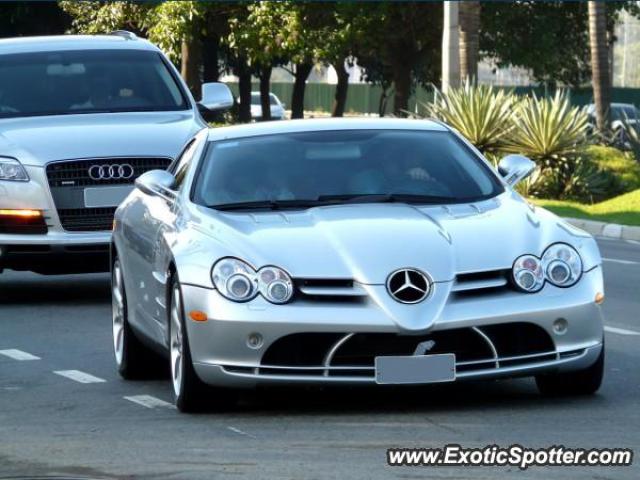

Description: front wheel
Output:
[169,277,236,413]
[535,343,604,396]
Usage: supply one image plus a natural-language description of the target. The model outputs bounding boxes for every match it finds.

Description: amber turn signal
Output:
[595,292,605,305]
[189,310,208,322]
[0,209,42,217]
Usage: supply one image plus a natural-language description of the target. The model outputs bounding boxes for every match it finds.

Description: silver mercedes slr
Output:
[111,117,605,412]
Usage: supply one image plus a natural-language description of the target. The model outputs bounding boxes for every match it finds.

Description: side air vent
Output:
[295,279,367,299]
[452,269,510,293]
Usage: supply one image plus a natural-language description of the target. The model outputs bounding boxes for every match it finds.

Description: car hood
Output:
[186,192,600,286]
[0,111,202,165]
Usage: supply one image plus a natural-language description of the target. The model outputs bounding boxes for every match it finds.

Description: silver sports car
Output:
[111,118,605,412]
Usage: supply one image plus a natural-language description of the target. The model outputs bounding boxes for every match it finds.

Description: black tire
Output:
[535,342,604,396]
[112,257,159,380]
[168,275,236,413]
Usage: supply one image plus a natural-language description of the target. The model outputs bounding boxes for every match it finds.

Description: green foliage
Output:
[59,1,149,36]
[480,1,640,87]
[426,83,517,155]
[529,155,619,203]
[503,91,589,162]
[585,145,640,191]
[534,189,640,226]
[145,2,208,62]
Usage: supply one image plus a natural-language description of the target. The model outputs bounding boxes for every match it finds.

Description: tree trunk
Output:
[237,60,252,123]
[181,37,202,98]
[331,59,350,117]
[291,63,313,119]
[442,0,460,92]
[259,65,272,121]
[202,35,220,83]
[459,1,480,84]
[588,1,611,132]
[392,63,412,116]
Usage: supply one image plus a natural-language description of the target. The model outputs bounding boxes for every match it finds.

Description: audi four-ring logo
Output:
[88,164,135,181]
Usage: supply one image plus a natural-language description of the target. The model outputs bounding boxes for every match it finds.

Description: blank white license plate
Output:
[84,186,133,208]
[375,354,456,385]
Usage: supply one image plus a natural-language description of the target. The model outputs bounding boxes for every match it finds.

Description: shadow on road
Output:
[207,379,609,417]
[0,272,110,305]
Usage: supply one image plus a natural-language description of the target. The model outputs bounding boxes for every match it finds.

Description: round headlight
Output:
[512,254,544,292]
[258,266,293,304]
[212,258,257,302]
[542,243,582,287]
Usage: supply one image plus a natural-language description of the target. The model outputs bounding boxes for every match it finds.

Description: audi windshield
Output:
[193,130,504,209]
[0,49,189,118]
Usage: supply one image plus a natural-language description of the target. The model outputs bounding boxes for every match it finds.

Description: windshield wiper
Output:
[209,193,458,211]
[316,193,456,204]
[209,199,322,211]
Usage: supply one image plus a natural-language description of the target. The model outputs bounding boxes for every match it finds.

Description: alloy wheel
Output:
[111,259,125,366]
[170,285,184,397]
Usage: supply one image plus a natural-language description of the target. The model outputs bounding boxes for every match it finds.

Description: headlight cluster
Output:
[212,258,293,304]
[512,243,582,292]
[0,158,29,182]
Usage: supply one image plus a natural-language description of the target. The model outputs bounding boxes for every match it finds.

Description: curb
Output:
[565,217,640,241]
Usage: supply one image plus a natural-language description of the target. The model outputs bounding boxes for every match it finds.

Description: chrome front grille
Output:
[46,157,172,187]
[46,157,171,231]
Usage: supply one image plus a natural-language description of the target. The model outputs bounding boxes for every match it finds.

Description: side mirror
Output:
[497,154,536,187]
[199,82,234,112]
[135,170,176,197]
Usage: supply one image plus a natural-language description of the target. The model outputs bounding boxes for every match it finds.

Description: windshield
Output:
[612,105,638,121]
[0,49,189,118]
[193,130,504,209]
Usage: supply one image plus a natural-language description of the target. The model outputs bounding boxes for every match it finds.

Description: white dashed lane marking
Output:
[604,326,640,336]
[53,370,106,384]
[124,395,174,409]
[227,426,257,439]
[0,349,40,361]
[603,257,639,265]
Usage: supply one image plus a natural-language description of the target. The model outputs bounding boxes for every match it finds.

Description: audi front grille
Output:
[46,157,172,232]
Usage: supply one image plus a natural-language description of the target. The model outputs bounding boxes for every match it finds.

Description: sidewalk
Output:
[566,217,640,241]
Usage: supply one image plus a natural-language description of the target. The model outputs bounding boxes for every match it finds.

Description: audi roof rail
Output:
[110,30,138,41]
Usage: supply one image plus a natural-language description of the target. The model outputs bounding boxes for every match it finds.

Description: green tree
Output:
[227,2,291,121]
[357,2,442,116]
[480,1,639,88]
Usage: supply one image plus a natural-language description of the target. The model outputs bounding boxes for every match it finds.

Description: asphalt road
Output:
[0,237,639,480]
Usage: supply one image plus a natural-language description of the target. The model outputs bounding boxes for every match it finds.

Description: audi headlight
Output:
[512,254,545,292]
[212,258,293,304]
[0,158,29,182]
[212,258,257,302]
[542,243,582,287]
[258,266,293,304]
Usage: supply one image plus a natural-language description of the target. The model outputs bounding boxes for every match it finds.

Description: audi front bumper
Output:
[0,165,111,274]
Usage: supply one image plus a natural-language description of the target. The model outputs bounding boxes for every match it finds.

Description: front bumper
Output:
[0,165,111,274]
[182,267,605,388]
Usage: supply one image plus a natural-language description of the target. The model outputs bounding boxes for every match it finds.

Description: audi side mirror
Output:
[135,170,176,197]
[497,155,536,187]
[199,82,234,112]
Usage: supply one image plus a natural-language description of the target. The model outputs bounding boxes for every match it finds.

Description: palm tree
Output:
[459,1,480,84]
[588,1,611,132]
